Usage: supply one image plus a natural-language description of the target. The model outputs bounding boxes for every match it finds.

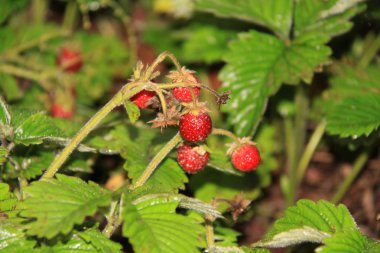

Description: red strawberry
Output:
[168,67,201,102]
[179,103,212,142]
[130,90,156,108]
[230,142,261,172]
[51,103,74,119]
[177,144,210,173]
[56,47,83,73]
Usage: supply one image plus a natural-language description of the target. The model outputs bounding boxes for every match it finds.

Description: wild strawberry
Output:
[179,102,212,142]
[168,67,201,102]
[228,138,261,171]
[177,144,210,173]
[130,90,156,108]
[56,47,83,73]
[51,103,74,119]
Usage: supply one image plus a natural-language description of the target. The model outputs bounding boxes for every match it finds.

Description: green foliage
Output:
[21,174,112,239]
[257,200,357,248]
[324,65,380,137]
[195,0,293,37]
[198,0,364,136]
[0,183,17,217]
[0,0,29,24]
[0,221,37,252]
[0,74,22,101]
[123,195,205,253]
[316,228,380,253]
[123,101,141,124]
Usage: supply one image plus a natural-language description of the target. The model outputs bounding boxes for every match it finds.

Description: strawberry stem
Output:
[131,132,182,189]
[41,82,146,180]
[211,128,239,142]
[144,51,182,80]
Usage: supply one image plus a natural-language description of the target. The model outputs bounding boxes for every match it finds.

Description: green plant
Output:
[1,0,380,253]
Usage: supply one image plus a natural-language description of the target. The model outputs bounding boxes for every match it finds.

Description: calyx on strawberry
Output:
[228,138,261,172]
[130,90,156,109]
[179,102,212,142]
[56,46,83,73]
[177,143,210,173]
[168,67,201,103]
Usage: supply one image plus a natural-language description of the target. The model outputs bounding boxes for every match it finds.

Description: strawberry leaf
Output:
[317,228,380,253]
[122,195,205,253]
[195,0,293,38]
[256,200,357,248]
[21,174,112,239]
[220,30,330,136]
[324,65,380,137]
[11,109,64,145]
[123,101,140,124]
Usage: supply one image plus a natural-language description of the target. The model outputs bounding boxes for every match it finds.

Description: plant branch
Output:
[331,151,369,204]
[41,83,145,180]
[211,128,239,142]
[358,34,380,69]
[130,132,182,189]
[205,215,215,248]
[63,0,79,32]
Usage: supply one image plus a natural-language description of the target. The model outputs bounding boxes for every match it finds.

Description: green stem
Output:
[144,51,182,80]
[205,216,215,248]
[287,85,309,206]
[32,0,48,24]
[5,30,68,56]
[211,128,239,142]
[63,0,79,32]
[358,34,380,69]
[130,132,182,189]
[41,84,144,180]
[0,64,50,90]
[296,121,326,183]
[331,151,369,204]
[284,116,296,206]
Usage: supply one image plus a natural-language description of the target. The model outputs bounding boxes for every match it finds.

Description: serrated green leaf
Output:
[21,174,112,239]
[11,110,64,145]
[324,65,380,137]
[317,228,380,253]
[214,226,240,247]
[190,169,260,212]
[0,183,17,217]
[195,0,293,37]
[122,196,205,253]
[76,228,123,253]
[0,220,37,252]
[220,30,330,136]
[294,0,365,37]
[207,147,242,176]
[326,93,380,137]
[123,101,140,124]
[258,200,357,248]
[0,146,8,165]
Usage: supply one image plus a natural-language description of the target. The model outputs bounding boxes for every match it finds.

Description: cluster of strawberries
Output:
[51,47,83,118]
[130,67,261,174]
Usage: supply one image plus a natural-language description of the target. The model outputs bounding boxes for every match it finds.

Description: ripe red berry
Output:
[172,86,200,103]
[177,144,210,173]
[231,144,261,171]
[51,104,74,119]
[179,109,212,142]
[130,90,156,108]
[56,47,83,73]
[168,67,201,102]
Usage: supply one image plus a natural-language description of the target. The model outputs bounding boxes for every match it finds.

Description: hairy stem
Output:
[331,151,369,204]
[144,51,182,80]
[284,116,296,206]
[41,83,144,180]
[130,132,182,189]
[211,128,239,142]
[205,215,215,248]
[0,64,50,90]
